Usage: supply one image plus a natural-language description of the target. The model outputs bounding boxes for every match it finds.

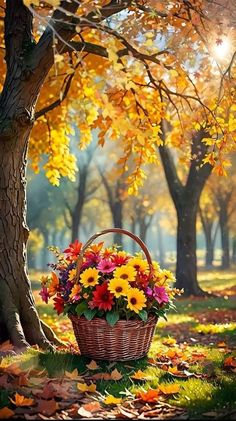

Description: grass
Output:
[1,269,236,419]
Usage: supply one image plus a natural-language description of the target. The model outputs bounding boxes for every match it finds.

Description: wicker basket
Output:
[70,228,158,361]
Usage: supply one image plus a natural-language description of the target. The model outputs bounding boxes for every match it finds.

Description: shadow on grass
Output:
[38,352,150,396]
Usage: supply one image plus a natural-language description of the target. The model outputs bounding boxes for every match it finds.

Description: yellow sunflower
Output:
[126,288,147,313]
[108,278,130,298]
[80,267,100,288]
[127,257,149,273]
[155,269,175,286]
[113,265,137,282]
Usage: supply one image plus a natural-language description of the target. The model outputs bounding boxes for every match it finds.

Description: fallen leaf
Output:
[86,360,99,370]
[82,401,101,412]
[65,368,81,380]
[77,407,93,418]
[137,389,159,403]
[0,407,15,419]
[77,382,97,393]
[130,370,151,381]
[104,395,122,405]
[110,368,123,380]
[37,399,59,416]
[217,342,227,348]
[162,337,177,346]
[0,341,14,352]
[91,372,111,381]
[10,393,34,407]
[159,383,180,395]
[224,356,236,368]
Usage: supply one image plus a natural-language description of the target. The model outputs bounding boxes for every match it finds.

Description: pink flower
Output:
[97,258,116,274]
[153,286,169,305]
[39,287,49,303]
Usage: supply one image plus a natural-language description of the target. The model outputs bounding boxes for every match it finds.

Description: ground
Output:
[0,269,235,420]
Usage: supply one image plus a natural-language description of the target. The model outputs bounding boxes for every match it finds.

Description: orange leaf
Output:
[224,357,236,368]
[137,389,159,403]
[0,407,15,419]
[217,342,227,348]
[86,360,99,371]
[110,368,123,381]
[82,402,101,413]
[0,341,14,352]
[10,393,34,407]
[130,370,150,381]
[159,383,180,395]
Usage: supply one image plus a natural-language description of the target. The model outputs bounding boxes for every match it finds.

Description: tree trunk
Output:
[71,206,83,242]
[232,235,236,264]
[176,205,205,296]
[112,201,123,247]
[0,130,54,349]
[139,218,148,244]
[0,0,63,348]
[156,220,165,267]
[219,204,230,269]
[204,224,214,268]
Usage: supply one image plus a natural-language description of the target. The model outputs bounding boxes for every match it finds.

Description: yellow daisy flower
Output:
[152,261,161,276]
[68,268,77,282]
[80,267,100,288]
[127,257,149,273]
[113,265,137,282]
[126,288,147,313]
[155,269,175,286]
[108,278,130,298]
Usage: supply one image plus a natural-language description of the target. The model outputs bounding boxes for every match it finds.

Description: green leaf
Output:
[139,310,148,322]
[106,311,120,327]
[63,304,70,315]
[84,308,97,321]
[75,301,88,316]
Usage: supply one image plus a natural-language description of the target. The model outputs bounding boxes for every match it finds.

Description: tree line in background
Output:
[27,140,236,278]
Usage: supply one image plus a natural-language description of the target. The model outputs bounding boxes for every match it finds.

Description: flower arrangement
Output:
[40,238,182,326]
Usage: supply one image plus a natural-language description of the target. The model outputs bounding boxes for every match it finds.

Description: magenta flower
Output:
[97,258,116,274]
[146,287,153,298]
[39,287,49,304]
[153,286,169,305]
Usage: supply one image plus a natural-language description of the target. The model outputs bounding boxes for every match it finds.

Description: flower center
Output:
[115,286,123,293]
[102,292,110,301]
[134,265,140,270]
[121,274,128,279]
[87,277,95,283]
[130,297,137,305]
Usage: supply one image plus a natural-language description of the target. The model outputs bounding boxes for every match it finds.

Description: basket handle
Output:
[75,228,154,283]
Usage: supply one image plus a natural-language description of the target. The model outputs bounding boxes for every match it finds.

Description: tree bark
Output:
[175,205,204,295]
[156,220,165,267]
[112,200,123,247]
[0,0,63,348]
[159,125,212,296]
[219,203,230,269]
[232,235,236,264]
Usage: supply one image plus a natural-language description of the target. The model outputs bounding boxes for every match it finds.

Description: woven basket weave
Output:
[69,314,157,361]
[70,228,158,361]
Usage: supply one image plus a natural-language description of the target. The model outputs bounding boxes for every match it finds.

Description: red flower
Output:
[64,240,82,258]
[53,295,64,315]
[112,254,129,266]
[90,282,114,311]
